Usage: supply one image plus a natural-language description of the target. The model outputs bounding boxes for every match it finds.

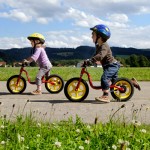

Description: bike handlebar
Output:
[18,62,28,67]
[82,61,87,67]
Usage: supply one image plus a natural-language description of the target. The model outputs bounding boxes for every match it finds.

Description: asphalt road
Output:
[0,81,150,124]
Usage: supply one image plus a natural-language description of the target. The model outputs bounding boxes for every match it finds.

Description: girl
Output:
[23,33,52,95]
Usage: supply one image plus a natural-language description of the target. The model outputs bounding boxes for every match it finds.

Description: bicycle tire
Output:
[7,75,26,94]
[45,74,64,93]
[64,77,89,102]
[110,77,134,101]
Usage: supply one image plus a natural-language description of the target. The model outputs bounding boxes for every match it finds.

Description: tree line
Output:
[116,54,150,67]
[52,54,150,67]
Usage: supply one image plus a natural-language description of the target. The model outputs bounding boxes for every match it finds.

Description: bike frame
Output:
[16,64,54,85]
[75,66,125,92]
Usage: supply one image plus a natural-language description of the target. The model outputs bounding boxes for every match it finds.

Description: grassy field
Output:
[0,67,150,81]
[0,113,150,149]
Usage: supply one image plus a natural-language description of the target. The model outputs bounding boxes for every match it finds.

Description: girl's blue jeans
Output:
[101,62,120,90]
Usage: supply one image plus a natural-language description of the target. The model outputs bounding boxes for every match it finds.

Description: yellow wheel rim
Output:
[9,78,25,93]
[113,80,132,100]
[67,80,86,100]
[47,77,62,92]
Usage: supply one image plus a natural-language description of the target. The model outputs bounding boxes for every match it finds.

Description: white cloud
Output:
[0,37,29,49]
[0,0,150,49]
[109,25,150,48]
[0,0,66,23]
[65,0,150,15]
[0,9,32,22]
[108,14,129,23]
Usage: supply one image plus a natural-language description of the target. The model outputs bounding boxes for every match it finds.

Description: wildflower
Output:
[86,125,91,129]
[21,137,24,142]
[112,144,117,150]
[1,141,5,145]
[26,146,29,149]
[124,141,130,146]
[17,133,24,142]
[79,145,84,150]
[0,125,5,129]
[85,139,90,144]
[37,123,41,127]
[37,134,41,137]
[118,139,124,144]
[140,129,146,133]
[55,141,61,147]
[132,120,141,126]
[76,129,80,133]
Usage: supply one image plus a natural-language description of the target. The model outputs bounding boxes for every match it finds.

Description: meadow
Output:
[0,103,150,150]
[0,67,150,81]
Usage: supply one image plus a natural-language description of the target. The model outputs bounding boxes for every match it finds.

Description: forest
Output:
[0,46,150,67]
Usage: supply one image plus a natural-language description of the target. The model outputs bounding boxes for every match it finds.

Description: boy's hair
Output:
[97,34,107,42]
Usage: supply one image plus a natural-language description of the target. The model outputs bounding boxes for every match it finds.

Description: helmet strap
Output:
[95,35,100,45]
[31,40,36,54]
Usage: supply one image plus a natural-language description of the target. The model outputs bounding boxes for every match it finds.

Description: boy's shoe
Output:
[95,96,110,103]
[31,90,42,95]
[131,77,141,91]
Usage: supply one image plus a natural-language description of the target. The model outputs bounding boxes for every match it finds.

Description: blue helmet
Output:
[90,24,111,40]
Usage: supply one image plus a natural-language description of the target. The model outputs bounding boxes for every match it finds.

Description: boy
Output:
[23,33,52,95]
[85,24,120,103]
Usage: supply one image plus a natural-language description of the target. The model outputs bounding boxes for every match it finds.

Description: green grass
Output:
[0,114,150,149]
[0,67,150,81]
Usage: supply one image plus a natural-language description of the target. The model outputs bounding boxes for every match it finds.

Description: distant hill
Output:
[0,46,150,63]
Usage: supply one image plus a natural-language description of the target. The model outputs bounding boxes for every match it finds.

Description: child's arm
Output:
[23,57,34,63]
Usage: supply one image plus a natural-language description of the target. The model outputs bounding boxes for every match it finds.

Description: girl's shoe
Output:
[95,96,110,103]
[31,90,42,95]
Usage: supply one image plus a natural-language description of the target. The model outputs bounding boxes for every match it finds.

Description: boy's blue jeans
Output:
[101,62,120,90]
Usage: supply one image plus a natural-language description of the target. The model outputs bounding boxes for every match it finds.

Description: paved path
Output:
[0,81,150,124]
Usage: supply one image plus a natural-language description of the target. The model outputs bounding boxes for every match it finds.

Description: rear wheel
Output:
[45,74,64,93]
[7,75,26,94]
[111,77,134,101]
[64,78,89,102]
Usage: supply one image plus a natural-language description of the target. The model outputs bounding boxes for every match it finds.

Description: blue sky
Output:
[0,0,150,49]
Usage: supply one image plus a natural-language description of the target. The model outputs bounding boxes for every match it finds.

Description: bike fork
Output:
[75,76,83,91]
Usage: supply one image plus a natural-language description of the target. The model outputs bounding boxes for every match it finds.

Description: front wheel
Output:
[64,77,89,102]
[7,75,26,94]
[45,74,64,93]
[110,77,134,101]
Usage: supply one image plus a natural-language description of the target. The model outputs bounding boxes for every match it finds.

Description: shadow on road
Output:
[0,92,51,95]
[0,92,13,95]
[29,99,95,104]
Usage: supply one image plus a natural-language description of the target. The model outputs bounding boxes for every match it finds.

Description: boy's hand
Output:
[84,59,94,66]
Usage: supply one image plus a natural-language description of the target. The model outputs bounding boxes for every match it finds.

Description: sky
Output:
[0,0,150,49]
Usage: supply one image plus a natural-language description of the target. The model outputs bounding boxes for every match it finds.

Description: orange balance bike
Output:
[7,63,64,94]
[64,62,141,102]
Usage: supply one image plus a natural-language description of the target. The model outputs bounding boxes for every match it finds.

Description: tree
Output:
[138,55,150,67]
[126,54,139,67]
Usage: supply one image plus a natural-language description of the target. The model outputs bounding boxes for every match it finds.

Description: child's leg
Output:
[95,63,120,102]
[31,67,50,95]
